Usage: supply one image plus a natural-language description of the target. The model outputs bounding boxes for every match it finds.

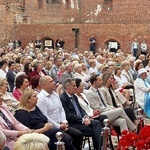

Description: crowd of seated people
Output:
[0,41,150,150]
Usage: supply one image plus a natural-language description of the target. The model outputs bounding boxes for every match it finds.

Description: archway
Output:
[41,37,54,50]
[104,39,120,53]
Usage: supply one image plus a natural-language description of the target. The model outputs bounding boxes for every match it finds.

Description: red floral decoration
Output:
[117,125,150,150]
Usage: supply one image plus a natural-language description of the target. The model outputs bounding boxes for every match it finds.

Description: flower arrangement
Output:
[117,125,150,150]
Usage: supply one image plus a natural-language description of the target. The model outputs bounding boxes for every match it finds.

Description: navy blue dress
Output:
[14,106,75,150]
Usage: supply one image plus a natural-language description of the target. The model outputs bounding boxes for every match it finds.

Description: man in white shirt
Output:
[131,38,139,58]
[141,40,147,55]
[0,60,7,79]
[37,76,83,150]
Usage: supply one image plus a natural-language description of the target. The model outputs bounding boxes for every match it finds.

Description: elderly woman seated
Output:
[0,93,31,150]
[114,66,133,100]
[121,60,134,85]
[0,77,19,114]
[134,68,150,117]
[74,64,90,89]
[12,75,29,101]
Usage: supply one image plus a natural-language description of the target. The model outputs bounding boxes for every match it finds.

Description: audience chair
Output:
[82,135,92,150]
[112,126,121,142]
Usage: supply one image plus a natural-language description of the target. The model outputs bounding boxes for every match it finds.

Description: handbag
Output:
[124,84,134,89]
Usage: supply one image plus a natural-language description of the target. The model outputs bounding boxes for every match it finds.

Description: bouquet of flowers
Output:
[117,125,150,150]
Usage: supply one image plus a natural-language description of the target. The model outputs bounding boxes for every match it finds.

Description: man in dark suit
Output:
[13,37,21,49]
[60,78,102,150]
[89,35,96,55]
[6,61,17,92]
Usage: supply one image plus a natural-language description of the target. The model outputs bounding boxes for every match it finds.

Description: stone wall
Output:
[1,0,150,53]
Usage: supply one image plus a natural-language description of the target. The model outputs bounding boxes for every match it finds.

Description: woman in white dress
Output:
[75,78,108,127]
[114,66,132,100]
[88,60,98,76]
[0,60,8,79]
[73,64,90,88]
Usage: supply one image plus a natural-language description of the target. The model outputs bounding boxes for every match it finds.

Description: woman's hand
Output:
[43,123,53,131]
[112,82,119,89]
[17,129,32,137]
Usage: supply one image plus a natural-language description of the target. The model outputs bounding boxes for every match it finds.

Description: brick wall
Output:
[1,0,150,54]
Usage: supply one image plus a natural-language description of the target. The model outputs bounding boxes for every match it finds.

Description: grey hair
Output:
[65,62,72,69]
[63,78,75,89]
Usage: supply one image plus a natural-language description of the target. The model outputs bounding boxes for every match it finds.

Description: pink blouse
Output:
[12,88,22,101]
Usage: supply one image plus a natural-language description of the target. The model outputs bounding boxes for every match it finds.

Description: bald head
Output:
[39,76,49,87]
[39,76,55,94]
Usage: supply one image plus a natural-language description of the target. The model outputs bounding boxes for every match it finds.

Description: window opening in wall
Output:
[37,0,43,9]
[46,0,60,4]
[41,37,54,50]
[104,0,112,11]
[105,39,120,53]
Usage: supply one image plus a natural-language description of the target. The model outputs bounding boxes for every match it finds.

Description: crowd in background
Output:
[0,35,150,150]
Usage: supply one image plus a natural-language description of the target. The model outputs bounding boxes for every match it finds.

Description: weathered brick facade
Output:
[0,0,150,53]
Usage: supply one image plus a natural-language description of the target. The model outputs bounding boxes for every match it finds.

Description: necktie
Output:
[97,90,106,107]
[0,110,14,130]
[108,88,118,107]
[70,97,82,117]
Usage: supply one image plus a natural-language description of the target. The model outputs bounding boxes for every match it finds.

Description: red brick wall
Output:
[1,0,150,54]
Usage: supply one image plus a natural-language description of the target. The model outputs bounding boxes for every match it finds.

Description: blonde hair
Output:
[19,88,33,109]
[74,64,81,72]
[0,77,7,86]
[65,62,72,69]
[72,61,79,67]
[89,59,96,67]
[14,133,50,150]
[45,61,52,70]
[59,64,65,71]
[121,60,130,68]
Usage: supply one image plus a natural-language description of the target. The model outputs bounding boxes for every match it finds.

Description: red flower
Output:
[121,130,128,136]
[146,137,150,143]
[117,126,150,149]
